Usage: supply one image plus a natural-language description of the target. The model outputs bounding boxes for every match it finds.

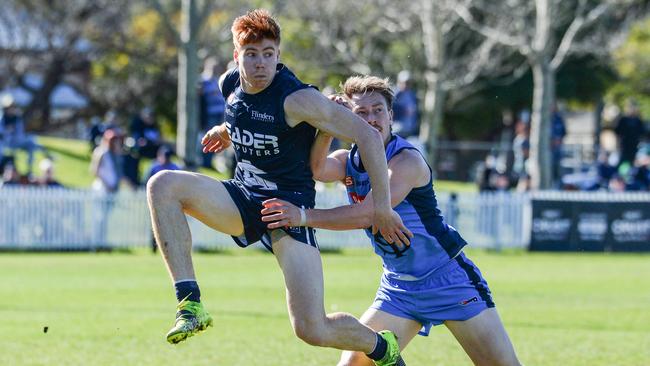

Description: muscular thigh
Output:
[169,171,244,236]
[445,308,519,365]
[272,235,325,319]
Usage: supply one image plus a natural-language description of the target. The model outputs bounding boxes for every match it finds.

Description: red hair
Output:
[231,9,281,47]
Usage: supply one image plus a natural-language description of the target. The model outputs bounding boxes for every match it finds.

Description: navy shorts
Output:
[371,252,495,336]
[221,179,318,252]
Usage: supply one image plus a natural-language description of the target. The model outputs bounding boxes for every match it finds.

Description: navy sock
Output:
[174,280,201,303]
[366,333,388,361]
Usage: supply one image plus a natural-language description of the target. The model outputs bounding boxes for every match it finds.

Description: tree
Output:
[150,0,216,167]
[0,0,126,129]
[456,0,650,189]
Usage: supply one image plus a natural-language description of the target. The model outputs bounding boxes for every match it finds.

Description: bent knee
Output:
[147,170,183,200]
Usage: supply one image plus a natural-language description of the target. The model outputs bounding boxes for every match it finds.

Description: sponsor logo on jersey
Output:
[228,123,281,156]
[251,110,275,123]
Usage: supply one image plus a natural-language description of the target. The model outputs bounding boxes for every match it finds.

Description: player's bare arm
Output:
[261,150,426,244]
[284,87,409,245]
[309,130,348,182]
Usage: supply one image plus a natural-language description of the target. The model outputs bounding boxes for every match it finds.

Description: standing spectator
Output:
[199,57,226,169]
[88,110,119,151]
[615,99,646,168]
[0,95,46,176]
[130,107,162,159]
[512,120,530,184]
[392,70,419,138]
[91,129,128,194]
[90,129,131,246]
[551,102,567,185]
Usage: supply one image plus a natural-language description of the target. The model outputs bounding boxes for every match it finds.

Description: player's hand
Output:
[372,207,413,248]
[201,124,231,153]
[328,93,351,110]
[260,198,303,228]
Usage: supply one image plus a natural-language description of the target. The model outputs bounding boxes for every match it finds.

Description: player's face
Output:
[234,38,280,94]
[350,92,393,145]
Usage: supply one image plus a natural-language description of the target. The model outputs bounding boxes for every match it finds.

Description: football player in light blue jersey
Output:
[261,76,522,366]
[147,9,409,366]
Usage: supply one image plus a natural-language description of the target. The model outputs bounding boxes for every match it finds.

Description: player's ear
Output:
[276,48,281,62]
[233,49,239,64]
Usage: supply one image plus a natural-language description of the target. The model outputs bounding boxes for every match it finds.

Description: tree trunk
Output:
[418,0,445,174]
[529,61,555,190]
[176,0,200,168]
[419,69,446,174]
[24,55,65,130]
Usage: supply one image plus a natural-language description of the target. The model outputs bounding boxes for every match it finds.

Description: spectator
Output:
[146,145,180,183]
[90,129,129,193]
[512,120,530,183]
[1,162,22,187]
[0,94,46,176]
[615,99,646,168]
[130,107,162,159]
[551,102,567,185]
[392,70,419,138]
[88,110,119,151]
[199,57,226,169]
[37,158,63,188]
[596,150,617,189]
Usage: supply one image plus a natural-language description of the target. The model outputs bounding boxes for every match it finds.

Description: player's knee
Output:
[146,170,180,201]
[292,318,328,346]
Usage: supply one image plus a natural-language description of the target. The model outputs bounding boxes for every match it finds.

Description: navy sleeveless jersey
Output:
[220,64,317,205]
[345,135,468,280]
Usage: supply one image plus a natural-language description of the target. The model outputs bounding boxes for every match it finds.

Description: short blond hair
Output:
[341,76,394,110]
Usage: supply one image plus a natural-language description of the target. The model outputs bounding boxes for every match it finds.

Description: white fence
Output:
[0,185,532,250]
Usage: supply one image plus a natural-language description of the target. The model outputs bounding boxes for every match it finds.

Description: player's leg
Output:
[272,235,404,365]
[338,308,422,366]
[147,170,243,280]
[146,170,244,343]
[445,308,521,366]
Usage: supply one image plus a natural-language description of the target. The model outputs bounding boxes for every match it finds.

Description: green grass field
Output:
[1,248,648,366]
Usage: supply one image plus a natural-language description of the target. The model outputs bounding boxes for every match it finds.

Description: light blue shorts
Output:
[371,252,495,336]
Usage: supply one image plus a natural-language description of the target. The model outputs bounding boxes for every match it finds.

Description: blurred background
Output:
[1,2,650,365]
[0,0,649,251]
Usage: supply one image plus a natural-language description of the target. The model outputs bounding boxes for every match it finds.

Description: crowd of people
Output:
[478,99,648,193]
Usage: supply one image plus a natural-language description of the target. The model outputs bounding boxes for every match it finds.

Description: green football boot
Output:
[374,330,406,366]
[165,299,213,344]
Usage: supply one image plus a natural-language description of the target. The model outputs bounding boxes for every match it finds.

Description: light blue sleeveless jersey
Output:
[345,135,467,280]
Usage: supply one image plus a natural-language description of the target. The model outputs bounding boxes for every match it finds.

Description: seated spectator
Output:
[37,158,63,188]
[1,162,22,187]
[0,95,47,176]
[146,146,180,183]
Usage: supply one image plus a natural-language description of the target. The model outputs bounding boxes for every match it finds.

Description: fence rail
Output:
[3,186,647,251]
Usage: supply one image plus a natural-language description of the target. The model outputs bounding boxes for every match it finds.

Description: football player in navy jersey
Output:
[261,76,522,366]
[147,9,409,366]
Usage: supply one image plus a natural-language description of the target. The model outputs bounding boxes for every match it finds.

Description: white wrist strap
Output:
[299,208,307,226]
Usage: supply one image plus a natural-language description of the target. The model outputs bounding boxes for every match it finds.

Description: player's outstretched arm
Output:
[284,88,407,246]
[261,150,424,245]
